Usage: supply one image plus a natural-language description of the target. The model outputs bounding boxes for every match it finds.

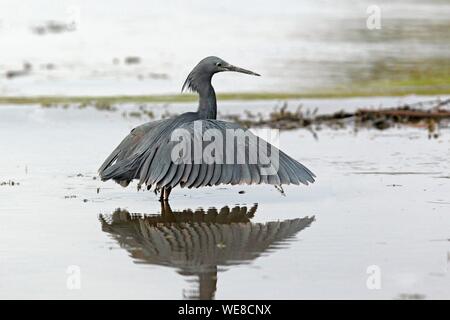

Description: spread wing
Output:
[99,117,315,189]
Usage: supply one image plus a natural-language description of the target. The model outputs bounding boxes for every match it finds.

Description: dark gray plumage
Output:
[99,56,315,200]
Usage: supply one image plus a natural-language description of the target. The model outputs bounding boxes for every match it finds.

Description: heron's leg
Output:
[163,187,172,201]
[160,200,176,222]
[158,188,164,202]
[161,200,172,214]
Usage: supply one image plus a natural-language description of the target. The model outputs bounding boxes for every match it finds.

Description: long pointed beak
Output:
[226,64,260,76]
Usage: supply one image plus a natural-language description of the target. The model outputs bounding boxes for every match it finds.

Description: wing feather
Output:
[99,117,315,190]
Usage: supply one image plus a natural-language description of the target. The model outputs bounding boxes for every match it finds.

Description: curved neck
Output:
[197,82,217,119]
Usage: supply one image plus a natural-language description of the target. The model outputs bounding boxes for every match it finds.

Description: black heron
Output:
[99,56,315,200]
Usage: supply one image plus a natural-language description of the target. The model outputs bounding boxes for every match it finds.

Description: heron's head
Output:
[182,56,260,93]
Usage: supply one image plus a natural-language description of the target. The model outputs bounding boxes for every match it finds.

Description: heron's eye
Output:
[216,62,222,67]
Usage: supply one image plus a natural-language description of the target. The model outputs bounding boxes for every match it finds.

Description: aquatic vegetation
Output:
[341,58,450,96]
[127,111,142,118]
[1,83,449,107]
[93,101,117,112]
[222,99,450,136]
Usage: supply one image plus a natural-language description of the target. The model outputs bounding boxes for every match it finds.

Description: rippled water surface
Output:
[1,99,449,299]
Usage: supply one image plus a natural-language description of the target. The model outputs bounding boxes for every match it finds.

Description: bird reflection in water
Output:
[99,202,314,300]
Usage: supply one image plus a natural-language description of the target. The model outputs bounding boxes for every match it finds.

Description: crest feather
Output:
[181,69,200,93]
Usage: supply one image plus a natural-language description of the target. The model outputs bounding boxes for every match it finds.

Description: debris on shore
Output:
[34,98,450,135]
[221,98,450,137]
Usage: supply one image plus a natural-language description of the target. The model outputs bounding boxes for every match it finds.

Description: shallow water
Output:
[0,101,449,299]
[1,0,449,95]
